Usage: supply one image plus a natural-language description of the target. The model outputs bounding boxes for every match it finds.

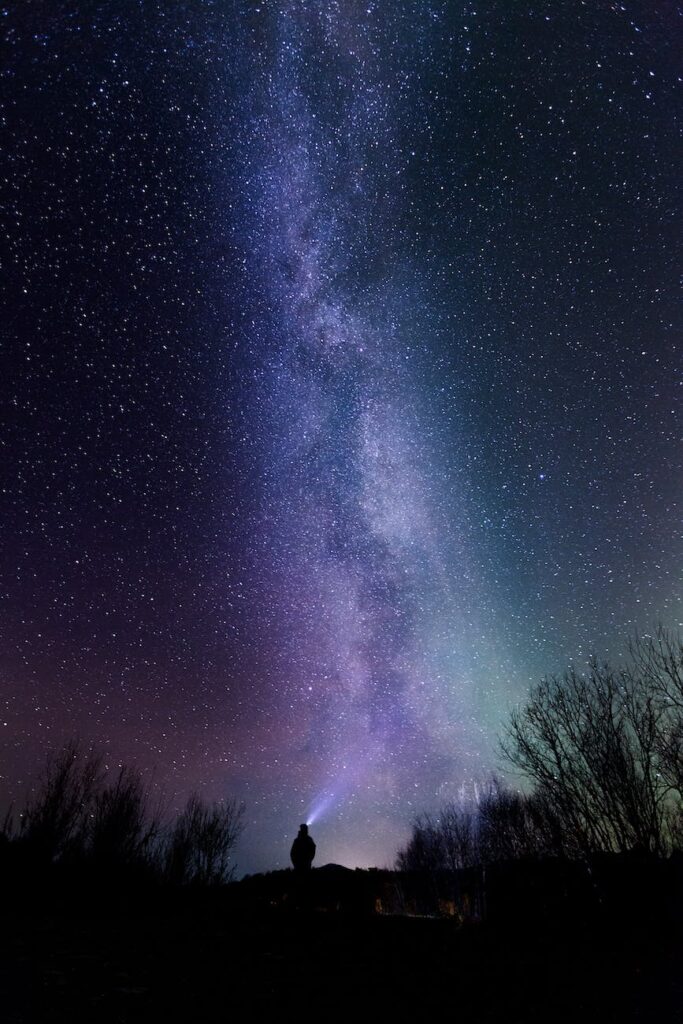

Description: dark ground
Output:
[2,903,682,1023]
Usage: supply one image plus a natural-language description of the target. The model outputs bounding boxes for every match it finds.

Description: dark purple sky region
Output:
[2,2,680,874]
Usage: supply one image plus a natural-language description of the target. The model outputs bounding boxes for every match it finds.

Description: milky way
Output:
[2,2,680,873]
[232,5,512,865]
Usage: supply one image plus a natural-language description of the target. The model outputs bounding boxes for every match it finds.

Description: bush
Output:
[165,793,245,886]
[8,741,245,888]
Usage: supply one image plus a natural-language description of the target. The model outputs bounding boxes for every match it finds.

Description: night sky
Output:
[2,2,680,875]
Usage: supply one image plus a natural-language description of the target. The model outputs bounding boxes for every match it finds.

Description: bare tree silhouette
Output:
[10,741,246,887]
[89,765,162,871]
[500,630,683,857]
[19,740,105,864]
[165,793,245,886]
[398,630,683,875]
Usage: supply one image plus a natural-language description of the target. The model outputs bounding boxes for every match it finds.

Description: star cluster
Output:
[1,2,680,873]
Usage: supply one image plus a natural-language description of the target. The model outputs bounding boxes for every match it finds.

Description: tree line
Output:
[397,629,683,871]
[1,740,245,887]
[5,627,681,890]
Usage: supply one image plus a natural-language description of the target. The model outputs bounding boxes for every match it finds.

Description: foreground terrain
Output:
[2,898,681,1022]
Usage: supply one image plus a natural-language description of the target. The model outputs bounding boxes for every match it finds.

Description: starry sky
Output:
[2,1,680,875]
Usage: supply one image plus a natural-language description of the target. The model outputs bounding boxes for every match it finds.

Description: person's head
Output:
[299,824,308,835]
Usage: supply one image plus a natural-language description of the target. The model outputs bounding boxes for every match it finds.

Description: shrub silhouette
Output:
[7,741,245,888]
[19,740,104,865]
[89,766,162,872]
[165,793,245,886]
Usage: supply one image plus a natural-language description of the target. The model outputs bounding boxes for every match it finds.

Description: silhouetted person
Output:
[290,823,316,872]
